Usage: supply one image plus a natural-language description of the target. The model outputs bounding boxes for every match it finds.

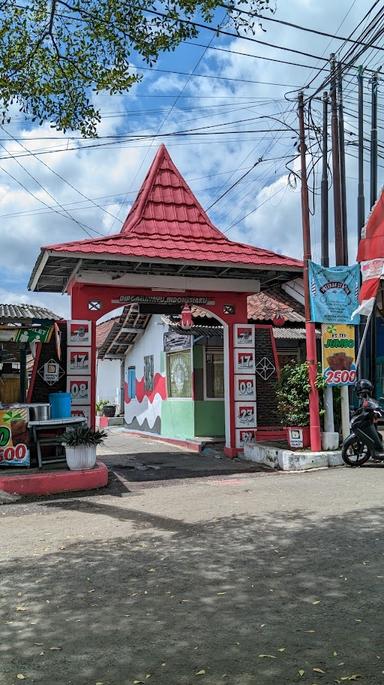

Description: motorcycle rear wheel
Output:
[342,436,371,467]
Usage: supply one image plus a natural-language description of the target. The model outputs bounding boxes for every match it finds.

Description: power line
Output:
[111,18,226,233]
[136,64,312,89]
[221,3,384,51]
[0,141,103,237]
[0,125,121,222]
[0,163,96,237]
[223,185,287,234]
[184,39,377,75]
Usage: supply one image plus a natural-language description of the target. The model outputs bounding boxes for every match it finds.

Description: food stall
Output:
[0,304,85,469]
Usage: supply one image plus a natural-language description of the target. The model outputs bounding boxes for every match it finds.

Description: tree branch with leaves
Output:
[0,0,273,136]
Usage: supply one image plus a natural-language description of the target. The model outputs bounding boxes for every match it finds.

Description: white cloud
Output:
[0,0,379,311]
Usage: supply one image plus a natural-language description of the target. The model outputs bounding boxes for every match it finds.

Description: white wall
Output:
[124,315,168,431]
[96,358,121,406]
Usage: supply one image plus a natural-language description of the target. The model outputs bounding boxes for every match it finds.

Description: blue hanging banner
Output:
[309,261,360,324]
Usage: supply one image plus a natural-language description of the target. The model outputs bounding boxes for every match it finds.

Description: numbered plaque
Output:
[235,374,256,401]
[67,347,92,375]
[234,324,255,348]
[71,406,91,426]
[234,348,256,374]
[236,429,257,449]
[67,320,92,346]
[235,401,257,428]
[67,377,91,405]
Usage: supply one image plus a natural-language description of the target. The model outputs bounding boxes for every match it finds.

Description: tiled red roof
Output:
[247,290,304,322]
[44,145,302,272]
[193,288,304,323]
[96,316,120,349]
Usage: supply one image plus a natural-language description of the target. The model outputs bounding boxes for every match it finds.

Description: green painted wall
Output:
[160,345,224,440]
[194,401,225,438]
[161,400,195,440]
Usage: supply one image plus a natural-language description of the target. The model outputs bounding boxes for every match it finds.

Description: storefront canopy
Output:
[29,145,302,294]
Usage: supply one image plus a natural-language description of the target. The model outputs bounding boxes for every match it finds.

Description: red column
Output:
[224,321,237,458]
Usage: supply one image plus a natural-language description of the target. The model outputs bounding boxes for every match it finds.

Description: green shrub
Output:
[96,399,108,413]
[276,362,325,427]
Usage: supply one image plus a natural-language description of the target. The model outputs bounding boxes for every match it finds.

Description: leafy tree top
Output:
[0,0,272,136]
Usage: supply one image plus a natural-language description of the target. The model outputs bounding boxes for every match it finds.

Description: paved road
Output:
[1,443,384,684]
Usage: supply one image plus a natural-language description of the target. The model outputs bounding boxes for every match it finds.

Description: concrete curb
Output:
[0,461,108,496]
[242,443,343,471]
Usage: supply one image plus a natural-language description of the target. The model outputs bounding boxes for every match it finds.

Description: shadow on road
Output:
[1,505,384,683]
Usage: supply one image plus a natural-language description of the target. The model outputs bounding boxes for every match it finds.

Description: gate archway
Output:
[29,144,302,455]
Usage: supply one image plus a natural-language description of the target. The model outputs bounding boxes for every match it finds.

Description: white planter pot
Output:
[65,445,97,471]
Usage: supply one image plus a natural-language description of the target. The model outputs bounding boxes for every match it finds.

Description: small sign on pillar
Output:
[233,323,257,450]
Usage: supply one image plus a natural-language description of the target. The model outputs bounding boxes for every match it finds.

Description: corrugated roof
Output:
[97,305,150,359]
[0,303,58,323]
[34,145,302,278]
[273,328,306,339]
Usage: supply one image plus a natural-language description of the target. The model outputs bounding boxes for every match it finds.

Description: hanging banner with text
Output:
[309,262,360,324]
[321,324,356,386]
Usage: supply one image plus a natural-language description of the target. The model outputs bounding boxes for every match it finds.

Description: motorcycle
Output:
[342,396,384,466]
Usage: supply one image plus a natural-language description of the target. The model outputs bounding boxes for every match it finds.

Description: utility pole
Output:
[330,54,344,265]
[331,56,349,440]
[370,73,378,209]
[321,91,335,436]
[370,72,379,386]
[337,62,348,265]
[298,91,321,452]
[321,92,329,269]
[357,67,365,242]
[357,66,366,379]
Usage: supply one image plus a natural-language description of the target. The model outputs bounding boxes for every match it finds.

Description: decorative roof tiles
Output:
[43,145,302,272]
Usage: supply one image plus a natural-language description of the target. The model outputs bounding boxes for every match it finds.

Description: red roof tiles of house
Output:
[193,288,304,324]
[43,145,302,272]
[247,290,304,323]
[96,316,120,350]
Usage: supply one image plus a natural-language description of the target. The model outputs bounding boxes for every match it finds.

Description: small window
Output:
[205,349,224,399]
[127,366,136,399]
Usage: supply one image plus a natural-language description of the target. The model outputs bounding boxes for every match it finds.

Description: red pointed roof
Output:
[120,144,223,240]
[38,144,302,273]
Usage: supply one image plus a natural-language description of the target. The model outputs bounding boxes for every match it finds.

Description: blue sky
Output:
[0,0,382,317]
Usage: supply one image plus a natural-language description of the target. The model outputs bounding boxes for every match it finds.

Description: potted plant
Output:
[96,399,108,416]
[103,403,116,418]
[61,425,107,471]
[276,362,325,449]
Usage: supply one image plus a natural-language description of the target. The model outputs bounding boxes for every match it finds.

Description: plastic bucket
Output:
[49,392,72,419]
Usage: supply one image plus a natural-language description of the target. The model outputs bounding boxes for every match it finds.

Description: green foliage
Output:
[96,399,108,413]
[0,0,272,135]
[276,362,325,427]
[61,425,107,446]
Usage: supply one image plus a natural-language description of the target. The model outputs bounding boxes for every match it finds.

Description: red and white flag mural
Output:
[354,189,384,317]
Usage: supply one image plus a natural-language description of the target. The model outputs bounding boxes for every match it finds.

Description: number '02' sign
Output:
[67,377,91,405]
